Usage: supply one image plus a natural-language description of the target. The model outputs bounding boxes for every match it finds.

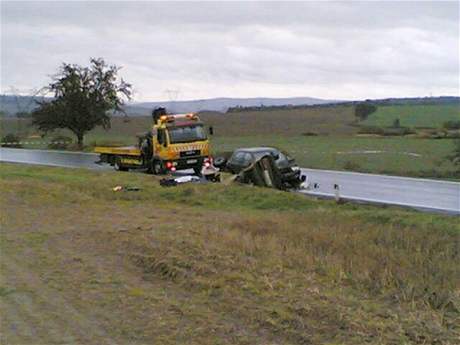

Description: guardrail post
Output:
[334,184,341,203]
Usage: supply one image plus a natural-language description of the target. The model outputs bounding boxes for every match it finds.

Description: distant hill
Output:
[1,94,458,117]
[127,97,340,115]
[0,95,50,115]
[227,96,460,113]
[0,95,337,116]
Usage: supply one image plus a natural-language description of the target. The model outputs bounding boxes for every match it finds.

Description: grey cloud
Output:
[3,1,458,29]
[1,1,458,100]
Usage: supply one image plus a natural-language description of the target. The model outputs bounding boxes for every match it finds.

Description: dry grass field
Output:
[199,105,357,136]
[1,163,459,344]
[1,105,357,143]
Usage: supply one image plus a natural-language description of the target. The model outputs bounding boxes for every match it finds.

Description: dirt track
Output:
[0,198,131,344]
[1,255,116,344]
[0,189,270,345]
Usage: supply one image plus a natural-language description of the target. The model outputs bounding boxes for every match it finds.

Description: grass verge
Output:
[1,163,459,344]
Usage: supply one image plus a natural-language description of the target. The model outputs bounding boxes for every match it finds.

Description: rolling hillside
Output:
[0,95,337,116]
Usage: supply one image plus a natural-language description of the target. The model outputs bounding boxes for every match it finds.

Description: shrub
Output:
[448,139,460,165]
[446,131,460,139]
[343,161,362,171]
[358,126,415,136]
[15,111,32,118]
[357,126,385,135]
[382,127,415,136]
[301,131,319,136]
[48,135,73,150]
[443,120,460,130]
[354,103,377,121]
[1,133,23,148]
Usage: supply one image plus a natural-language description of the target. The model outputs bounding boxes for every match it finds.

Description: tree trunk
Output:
[76,133,84,149]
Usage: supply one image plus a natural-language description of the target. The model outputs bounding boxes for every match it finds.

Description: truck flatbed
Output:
[94,146,141,156]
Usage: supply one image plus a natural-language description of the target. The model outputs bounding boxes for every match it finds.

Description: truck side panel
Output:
[94,146,141,156]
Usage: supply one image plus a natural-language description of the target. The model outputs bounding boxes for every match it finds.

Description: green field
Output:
[363,104,459,128]
[211,135,459,178]
[1,163,459,344]
[1,103,459,179]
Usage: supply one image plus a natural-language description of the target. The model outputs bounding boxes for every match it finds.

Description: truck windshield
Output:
[168,125,207,144]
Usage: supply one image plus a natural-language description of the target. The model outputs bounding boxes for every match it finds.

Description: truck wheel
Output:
[114,157,128,171]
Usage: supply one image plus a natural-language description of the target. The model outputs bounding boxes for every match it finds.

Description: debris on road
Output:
[112,185,141,192]
[202,165,221,182]
[160,175,201,187]
[157,154,302,191]
[159,165,221,187]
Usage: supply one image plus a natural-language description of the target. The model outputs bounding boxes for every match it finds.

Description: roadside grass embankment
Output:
[1,163,459,344]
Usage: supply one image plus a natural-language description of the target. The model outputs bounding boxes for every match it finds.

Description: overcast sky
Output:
[1,1,459,101]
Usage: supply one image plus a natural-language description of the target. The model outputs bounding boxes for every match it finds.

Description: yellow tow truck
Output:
[95,108,212,174]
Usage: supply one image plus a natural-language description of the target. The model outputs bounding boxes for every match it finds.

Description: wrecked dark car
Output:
[215,147,305,190]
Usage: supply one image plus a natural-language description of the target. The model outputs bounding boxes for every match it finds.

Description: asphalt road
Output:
[1,148,459,215]
[300,168,459,215]
[0,147,109,170]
